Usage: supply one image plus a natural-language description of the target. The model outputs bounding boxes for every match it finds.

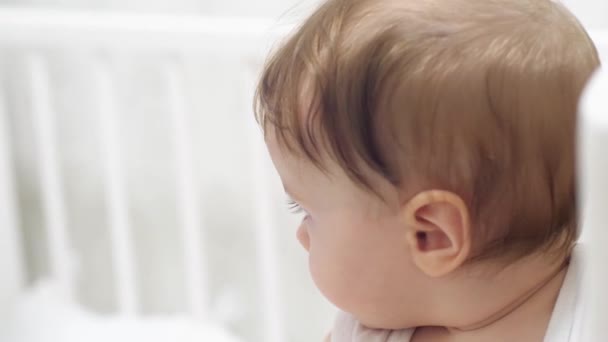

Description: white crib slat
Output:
[247,72,284,342]
[0,85,24,307]
[94,61,137,315]
[27,55,73,296]
[165,61,209,318]
[251,126,284,342]
[579,69,608,341]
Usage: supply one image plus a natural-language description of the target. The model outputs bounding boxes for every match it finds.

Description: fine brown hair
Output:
[254,0,601,261]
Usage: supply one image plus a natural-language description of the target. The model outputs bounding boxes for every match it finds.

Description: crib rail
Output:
[0,8,289,54]
[93,60,138,315]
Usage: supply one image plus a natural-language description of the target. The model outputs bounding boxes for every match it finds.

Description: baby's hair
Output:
[254,0,600,262]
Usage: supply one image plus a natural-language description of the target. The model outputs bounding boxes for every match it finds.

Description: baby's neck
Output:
[412,255,568,342]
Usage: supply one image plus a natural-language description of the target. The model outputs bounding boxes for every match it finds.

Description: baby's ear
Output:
[402,190,471,277]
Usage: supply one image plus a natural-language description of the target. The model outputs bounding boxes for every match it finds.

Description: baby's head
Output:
[256,0,600,330]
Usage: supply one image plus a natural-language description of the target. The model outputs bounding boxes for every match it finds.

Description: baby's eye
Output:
[286,198,305,215]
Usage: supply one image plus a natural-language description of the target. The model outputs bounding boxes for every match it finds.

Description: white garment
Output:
[544,246,583,342]
[330,311,414,342]
[331,247,582,342]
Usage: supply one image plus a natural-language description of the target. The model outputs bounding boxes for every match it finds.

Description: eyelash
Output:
[286,199,305,215]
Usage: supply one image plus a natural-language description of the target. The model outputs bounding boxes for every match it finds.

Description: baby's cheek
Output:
[307,244,362,314]
[296,223,310,251]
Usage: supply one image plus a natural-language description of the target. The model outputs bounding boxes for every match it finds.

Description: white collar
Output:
[544,245,582,342]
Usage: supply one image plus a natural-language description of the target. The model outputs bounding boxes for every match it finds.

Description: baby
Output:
[254,0,600,341]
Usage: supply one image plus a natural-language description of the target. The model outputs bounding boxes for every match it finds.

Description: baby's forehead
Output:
[266,128,401,202]
[266,131,335,180]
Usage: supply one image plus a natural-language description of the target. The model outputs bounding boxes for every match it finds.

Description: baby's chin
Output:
[308,257,419,330]
[311,281,418,329]
[318,290,418,331]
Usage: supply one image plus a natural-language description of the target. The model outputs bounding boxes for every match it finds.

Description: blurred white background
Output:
[0,1,605,342]
[0,0,603,28]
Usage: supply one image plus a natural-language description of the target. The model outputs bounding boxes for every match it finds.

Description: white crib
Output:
[0,7,605,342]
[0,8,335,342]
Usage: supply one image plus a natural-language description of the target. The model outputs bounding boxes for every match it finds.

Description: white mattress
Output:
[0,281,242,342]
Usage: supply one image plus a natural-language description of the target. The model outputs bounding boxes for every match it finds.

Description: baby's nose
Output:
[296,224,310,251]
